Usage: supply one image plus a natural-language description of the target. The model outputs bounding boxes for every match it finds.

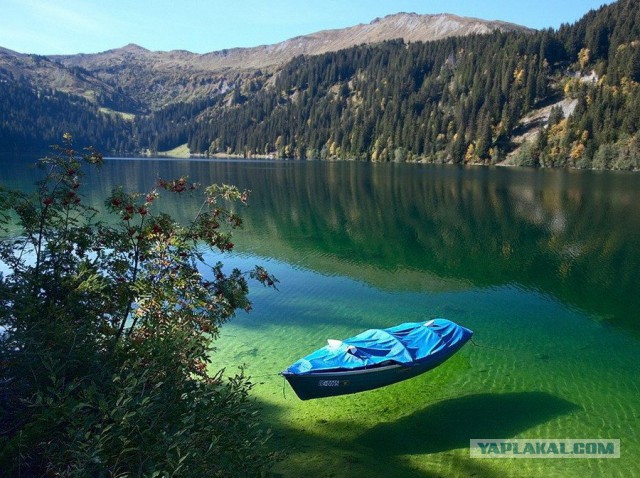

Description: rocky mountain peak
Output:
[0,11,534,112]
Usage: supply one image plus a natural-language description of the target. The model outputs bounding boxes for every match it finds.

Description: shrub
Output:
[0,135,278,476]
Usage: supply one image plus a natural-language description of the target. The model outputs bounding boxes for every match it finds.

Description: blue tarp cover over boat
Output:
[282,318,473,400]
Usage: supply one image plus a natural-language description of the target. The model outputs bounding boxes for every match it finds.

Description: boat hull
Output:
[282,350,457,400]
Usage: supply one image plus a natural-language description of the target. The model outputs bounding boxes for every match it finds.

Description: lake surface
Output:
[2,156,639,477]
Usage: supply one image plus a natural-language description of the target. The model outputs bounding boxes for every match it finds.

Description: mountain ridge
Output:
[49,12,532,73]
[2,12,528,113]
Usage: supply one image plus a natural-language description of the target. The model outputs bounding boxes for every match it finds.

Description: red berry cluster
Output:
[158,177,197,193]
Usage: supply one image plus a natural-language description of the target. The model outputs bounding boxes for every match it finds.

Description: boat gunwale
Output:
[280,361,434,377]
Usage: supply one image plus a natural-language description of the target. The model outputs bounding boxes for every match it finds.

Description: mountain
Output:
[0,46,135,111]
[0,11,532,153]
[40,13,530,111]
[53,13,531,73]
[180,0,640,170]
[1,1,640,170]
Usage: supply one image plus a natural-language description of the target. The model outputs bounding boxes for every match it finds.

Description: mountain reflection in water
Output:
[2,156,639,335]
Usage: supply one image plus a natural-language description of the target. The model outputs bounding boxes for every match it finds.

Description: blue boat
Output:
[281,318,473,400]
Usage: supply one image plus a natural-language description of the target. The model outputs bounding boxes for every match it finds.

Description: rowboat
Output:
[281,318,473,400]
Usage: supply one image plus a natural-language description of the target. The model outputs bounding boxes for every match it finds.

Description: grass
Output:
[98,106,136,121]
[156,143,191,158]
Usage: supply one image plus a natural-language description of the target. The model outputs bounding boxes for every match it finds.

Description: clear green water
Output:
[2,157,639,477]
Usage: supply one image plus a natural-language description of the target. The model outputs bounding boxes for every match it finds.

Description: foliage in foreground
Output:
[0,135,278,476]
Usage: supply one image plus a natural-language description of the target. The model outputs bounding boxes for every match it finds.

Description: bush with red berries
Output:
[0,135,279,476]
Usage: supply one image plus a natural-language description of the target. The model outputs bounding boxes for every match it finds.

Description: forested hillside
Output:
[0,80,134,152]
[186,0,640,169]
[1,0,640,169]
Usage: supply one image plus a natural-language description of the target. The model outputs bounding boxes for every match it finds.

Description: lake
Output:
[2,156,639,477]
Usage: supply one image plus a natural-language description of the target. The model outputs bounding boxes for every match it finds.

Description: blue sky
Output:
[1,0,616,55]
